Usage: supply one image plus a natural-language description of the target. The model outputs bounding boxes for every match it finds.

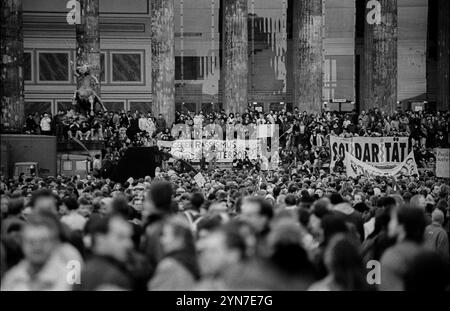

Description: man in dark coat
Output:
[156,114,167,133]
[74,215,133,290]
[140,181,174,279]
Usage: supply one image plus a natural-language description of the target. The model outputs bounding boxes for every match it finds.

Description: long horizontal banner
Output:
[330,136,409,170]
[157,140,261,161]
[345,151,419,178]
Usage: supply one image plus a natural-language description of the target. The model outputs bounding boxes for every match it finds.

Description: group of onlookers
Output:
[1,157,449,290]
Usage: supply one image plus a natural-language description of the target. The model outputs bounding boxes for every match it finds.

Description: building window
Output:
[175,102,196,114]
[250,102,264,113]
[285,102,293,112]
[103,101,125,112]
[201,102,222,114]
[175,56,204,80]
[111,51,143,83]
[75,161,87,171]
[323,56,354,101]
[56,101,74,113]
[24,101,52,118]
[24,51,33,82]
[37,51,70,82]
[62,161,73,171]
[129,101,152,114]
[269,103,287,112]
[100,52,106,83]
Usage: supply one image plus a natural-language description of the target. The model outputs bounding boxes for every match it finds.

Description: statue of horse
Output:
[71,61,107,115]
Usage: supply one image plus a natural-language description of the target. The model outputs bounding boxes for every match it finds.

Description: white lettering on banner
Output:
[158,122,278,167]
[436,148,450,178]
[66,0,81,25]
[163,139,261,161]
[330,136,409,170]
[366,0,381,25]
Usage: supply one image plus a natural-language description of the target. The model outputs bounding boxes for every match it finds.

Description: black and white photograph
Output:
[0,0,449,301]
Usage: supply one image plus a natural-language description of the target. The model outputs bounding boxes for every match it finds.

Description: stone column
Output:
[362,0,397,114]
[76,0,101,96]
[151,0,175,126]
[293,0,323,114]
[1,0,24,133]
[222,0,248,115]
[437,0,449,111]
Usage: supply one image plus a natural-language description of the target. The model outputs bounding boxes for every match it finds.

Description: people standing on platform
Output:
[24,114,38,134]
[39,113,52,136]
[156,114,167,134]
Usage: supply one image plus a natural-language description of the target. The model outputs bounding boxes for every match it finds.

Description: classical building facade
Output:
[1,0,447,130]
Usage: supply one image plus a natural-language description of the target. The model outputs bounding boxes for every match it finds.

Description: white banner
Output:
[330,136,409,170]
[157,140,174,148]
[436,148,450,178]
[345,151,419,178]
[257,124,275,138]
[161,139,260,161]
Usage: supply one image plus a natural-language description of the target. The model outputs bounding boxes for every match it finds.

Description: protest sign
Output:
[436,148,450,178]
[330,136,409,170]
[345,151,418,178]
[194,172,206,187]
[160,139,260,161]
[170,140,195,160]
[157,140,174,148]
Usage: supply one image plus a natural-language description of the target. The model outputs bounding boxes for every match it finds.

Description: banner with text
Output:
[436,148,450,178]
[345,151,419,178]
[164,140,260,161]
[330,136,409,170]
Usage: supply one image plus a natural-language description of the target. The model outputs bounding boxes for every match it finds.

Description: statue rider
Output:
[71,61,107,115]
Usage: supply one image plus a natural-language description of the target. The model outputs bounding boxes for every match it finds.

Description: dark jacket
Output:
[156,118,167,131]
[333,203,365,242]
[148,249,200,290]
[140,213,167,279]
[73,254,132,290]
[424,222,450,262]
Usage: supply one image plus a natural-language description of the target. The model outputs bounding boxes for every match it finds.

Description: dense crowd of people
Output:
[1,159,449,290]
[4,105,448,291]
[23,107,449,173]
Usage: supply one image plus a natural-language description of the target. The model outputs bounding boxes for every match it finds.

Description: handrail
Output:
[70,137,93,159]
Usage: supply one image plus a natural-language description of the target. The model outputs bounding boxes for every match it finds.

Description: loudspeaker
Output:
[112,147,158,182]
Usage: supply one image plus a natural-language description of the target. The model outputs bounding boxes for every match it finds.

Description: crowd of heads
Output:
[4,105,449,290]
[23,107,449,173]
[1,156,449,290]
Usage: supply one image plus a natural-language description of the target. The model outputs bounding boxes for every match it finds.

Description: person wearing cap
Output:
[424,209,449,262]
